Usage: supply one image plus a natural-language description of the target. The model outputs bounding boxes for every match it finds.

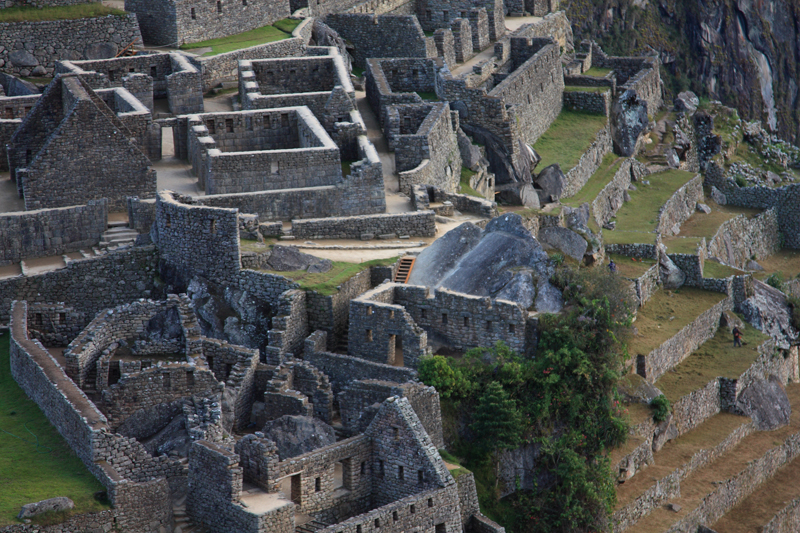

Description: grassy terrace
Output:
[0,335,108,526]
[661,200,759,255]
[753,249,800,282]
[531,109,608,173]
[703,259,744,279]
[0,3,124,22]
[563,153,622,207]
[655,322,770,402]
[259,256,398,295]
[607,253,656,279]
[180,18,299,56]
[459,168,482,197]
[583,66,613,78]
[628,287,727,358]
[603,169,696,246]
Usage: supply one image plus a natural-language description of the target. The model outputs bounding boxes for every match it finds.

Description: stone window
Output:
[191,7,196,19]
[418,470,424,483]
[442,313,448,325]
[357,526,362,533]
[187,370,194,386]
[394,427,399,440]
[58,312,66,324]
[224,363,232,380]
[398,465,404,480]
[150,66,157,77]
[210,219,216,234]
[315,477,321,491]
[509,323,515,334]
[217,1,222,13]
[486,320,491,331]
[3,108,12,119]
[463,316,469,327]
[410,504,416,514]
[360,461,366,475]
[393,511,398,521]
[421,308,426,319]
[206,119,216,134]
[165,214,171,228]
[366,329,372,342]
[25,149,31,164]
[460,10,466,17]
[374,518,380,528]
[281,113,290,127]
[163,372,171,389]
[366,306,373,315]
[23,106,31,117]
[443,10,448,19]
[426,9,431,20]
[271,161,280,174]
[378,460,384,477]
[33,313,42,326]
[435,524,446,533]
[428,498,433,507]
[389,309,394,319]
[225,118,234,133]
[412,69,418,77]
[129,67,136,73]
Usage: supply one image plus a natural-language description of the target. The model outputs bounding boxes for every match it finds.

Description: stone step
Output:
[104,226,138,235]
[100,234,138,244]
[710,452,800,532]
[107,220,129,228]
[617,383,800,533]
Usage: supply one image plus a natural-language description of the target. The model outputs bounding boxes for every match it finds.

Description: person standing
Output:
[608,259,617,274]
[733,326,742,347]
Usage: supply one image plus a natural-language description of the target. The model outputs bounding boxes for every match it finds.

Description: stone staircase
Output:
[172,494,205,533]
[99,220,139,249]
[295,519,330,533]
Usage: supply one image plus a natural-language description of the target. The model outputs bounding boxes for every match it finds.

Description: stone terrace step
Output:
[710,452,800,533]
[628,383,800,533]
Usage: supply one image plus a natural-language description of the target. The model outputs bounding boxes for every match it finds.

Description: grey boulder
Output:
[611,90,648,157]
[538,226,588,261]
[266,245,331,273]
[495,271,535,309]
[534,278,564,314]
[710,185,727,205]
[263,415,336,460]
[674,91,699,114]
[696,202,712,214]
[652,414,678,452]
[658,244,685,289]
[534,164,566,203]
[9,50,38,67]
[19,497,74,519]
[457,128,483,170]
[735,376,791,431]
[618,374,664,404]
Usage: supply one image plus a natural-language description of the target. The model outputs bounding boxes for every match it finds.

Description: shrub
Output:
[766,272,785,292]
[650,394,671,423]
[735,175,747,187]
[787,296,800,332]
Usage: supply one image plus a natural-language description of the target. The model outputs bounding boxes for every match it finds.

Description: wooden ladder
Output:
[394,256,416,283]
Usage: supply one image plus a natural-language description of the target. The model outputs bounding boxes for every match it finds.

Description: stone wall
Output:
[605,243,658,260]
[632,263,659,308]
[365,57,439,126]
[563,88,611,116]
[0,246,158,327]
[707,208,781,269]
[0,511,116,533]
[0,199,107,265]
[562,124,613,198]
[423,186,498,218]
[387,102,461,195]
[637,296,732,382]
[669,248,705,288]
[655,174,703,236]
[0,14,142,77]
[762,496,800,533]
[325,14,433,69]
[125,0,290,46]
[291,211,436,240]
[591,158,649,227]
[153,191,241,283]
[306,267,376,349]
[304,331,417,393]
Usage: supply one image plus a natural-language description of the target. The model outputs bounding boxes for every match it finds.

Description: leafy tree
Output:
[418,355,459,398]
[471,382,525,453]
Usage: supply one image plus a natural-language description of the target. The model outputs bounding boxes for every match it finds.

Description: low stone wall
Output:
[430,187,498,218]
[763,496,800,533]
[0,199,108,265]
[563,89,610,116]
[292,211,435,239]
[0,14,142,77]
[669,249,705,288]
[655,174,703,236]
[0,511,116,533]
[707,208,780,269]
[606,243,657,260]
[562,124,613,198]
[665,432,800,533]
[632,263,659,307]
[591,158,649,227]
[638,296,732,382]
[671,378,721,435]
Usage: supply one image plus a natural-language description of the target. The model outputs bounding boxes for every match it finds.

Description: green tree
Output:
[418,355,459,398]
[471,381,525,452]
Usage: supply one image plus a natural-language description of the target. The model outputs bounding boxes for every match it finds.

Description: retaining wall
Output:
[707,208,781,269]
[292,211,436,239]
[655,174,703,236]
[562,124,613,198]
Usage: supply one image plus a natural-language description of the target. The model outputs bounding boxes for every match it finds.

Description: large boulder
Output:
[457,128,483,170]
[9,50,38,67]
[658,244,685,289]
[262,415,336,460]
[652,413,678,452]
[407,213,554,308]
[740,280,799,349]
[538,226,588,261]
[735,376,791,431]
[518,183,541,209]
[19,498,74,519]
[83,43,117,60]
[534,278,564,313]
[534,163,566,203]
[674,91,699,114]
[611,90,648,157]
[618,374,664,404]
[266,245,331,273]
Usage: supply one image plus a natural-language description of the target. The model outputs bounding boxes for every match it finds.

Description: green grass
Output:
[703,260,744,279]
[661,236,703,255]
[603,170,696,244]
[0,334,109,526]
[563,153,622,206]
[272,18,300,33]
[416,91,438,101]
[531,109,608,173]
[180,20,295,55]
[0,3,125,22]
[341,160,356,177]
[655,322,771,401]
[583,66,613,77]
[260,257,398,295]
[459,168,482,197]
[628,288,728,358]
[351,66,365,78]
[240,238,276,253]
[563,85,611,93]
[608,253,656,279]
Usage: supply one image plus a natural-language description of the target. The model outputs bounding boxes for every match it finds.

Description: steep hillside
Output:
[564,0,800,145]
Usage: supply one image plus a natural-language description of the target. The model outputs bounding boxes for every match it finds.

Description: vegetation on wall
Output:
[419,267,635,532]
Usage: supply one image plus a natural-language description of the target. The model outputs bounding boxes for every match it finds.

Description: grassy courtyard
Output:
[531,109,608,173]
[260,256,398,295]
[0,334,108,526]
[563,153,623,207]
[180,18,299,56]
[0,3,124,22]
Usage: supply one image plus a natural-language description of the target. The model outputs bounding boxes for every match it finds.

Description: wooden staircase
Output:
[394,256,415,283]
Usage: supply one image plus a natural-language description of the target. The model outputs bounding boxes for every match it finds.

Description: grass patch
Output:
[563,153,622,206]
[628,287,727,358]
[351,66,365,78]
[180,20,294,55]
[603,230,657,246]
[459,168,482,197]
[564,85,611,93]
[753,249,800,281]
[608,253,656,279]
[0,3,124,22]
[603,169,696,244]
[661,236,703,255]
[0,334,109,526]
[583,66,613,77]
[341,160,357,177]
[416,91,438,101]
[531,109,608,173]
[673,201,760,240]
[703,260,744,279]
[655,322,770,401]
[260,257,398,295]
[239,238,276,253]
[272,17,300,33]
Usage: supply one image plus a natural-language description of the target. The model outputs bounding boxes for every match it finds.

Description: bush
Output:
[787,296,800,332]
[650,394,671,423]
[766,272,785,292]
[735,175,747,187]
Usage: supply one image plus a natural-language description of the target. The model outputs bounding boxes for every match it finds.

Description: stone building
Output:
[415,0,504,45]
[124,0,291,46]
[6,74,157,211]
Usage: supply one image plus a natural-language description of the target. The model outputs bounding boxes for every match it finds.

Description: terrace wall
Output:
[291,211,436,239]
[561,124,613,198]
[707,208,781,270]
[655,174,703,237]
